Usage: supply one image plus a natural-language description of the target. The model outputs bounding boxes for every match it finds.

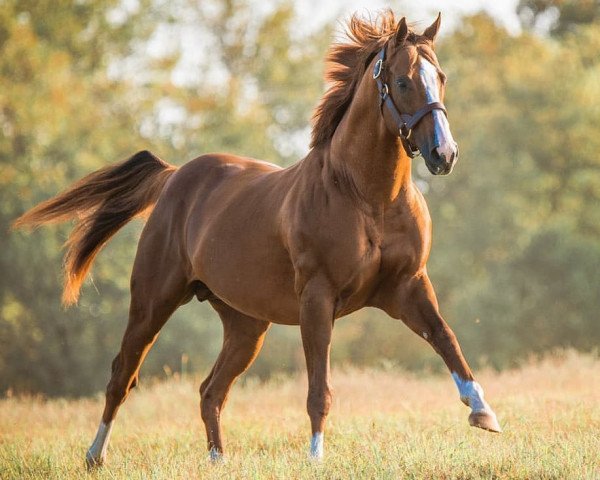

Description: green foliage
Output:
[0,0,158,396]
[1,1,599,396]
[421,14,600,369]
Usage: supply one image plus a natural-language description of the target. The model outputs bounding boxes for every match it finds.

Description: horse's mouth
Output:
[425,157,454,176]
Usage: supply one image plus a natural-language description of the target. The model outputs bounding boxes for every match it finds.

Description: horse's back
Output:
[163,153,281,201]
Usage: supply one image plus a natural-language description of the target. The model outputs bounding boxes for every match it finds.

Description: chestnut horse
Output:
[14,12,501,467]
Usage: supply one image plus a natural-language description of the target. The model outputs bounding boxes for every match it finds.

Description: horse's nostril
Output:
[434,144,459,164]
[431,148,443,163]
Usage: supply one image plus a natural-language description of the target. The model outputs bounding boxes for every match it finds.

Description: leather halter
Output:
[372,44,447,158]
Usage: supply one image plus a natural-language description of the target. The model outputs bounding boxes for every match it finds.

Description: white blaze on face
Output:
[419,58,456,161]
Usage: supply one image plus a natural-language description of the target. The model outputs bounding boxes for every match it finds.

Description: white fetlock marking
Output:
[310,432,324,459]
[451,373,489,413]
[209,447,223,462]
[87,421,114,465]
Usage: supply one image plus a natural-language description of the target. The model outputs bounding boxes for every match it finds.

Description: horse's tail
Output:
[13,150,177,305]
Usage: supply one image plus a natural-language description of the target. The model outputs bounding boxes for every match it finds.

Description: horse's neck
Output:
[328,74,412,207]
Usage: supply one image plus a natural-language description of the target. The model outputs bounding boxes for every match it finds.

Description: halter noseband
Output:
[372,44,447,158]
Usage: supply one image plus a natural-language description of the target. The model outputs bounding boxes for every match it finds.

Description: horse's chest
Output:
[297,218,383,316]
[374,201,432,284]
[332,249,381,316]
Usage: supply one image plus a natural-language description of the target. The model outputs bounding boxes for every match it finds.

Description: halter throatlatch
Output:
[373,44,447,158]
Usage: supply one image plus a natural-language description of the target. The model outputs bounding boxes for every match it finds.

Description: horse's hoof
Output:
[85,450,104,471]
[468,409,502,433]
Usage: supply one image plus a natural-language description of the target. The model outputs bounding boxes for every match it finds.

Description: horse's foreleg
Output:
[299,278,335,459]
[386,273,501,433]
[200,300,270,461]
[86,266,189,469]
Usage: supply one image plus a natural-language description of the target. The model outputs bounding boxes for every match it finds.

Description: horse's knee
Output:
[307,385,333,419]
[199,376,211,397]
[430,324,458,352]
[111,354,120,374]
[200,390,222,423]
[105,378,126,404]
[105,365,137,403]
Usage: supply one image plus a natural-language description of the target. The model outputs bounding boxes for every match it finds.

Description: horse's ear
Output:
[394,17,409,46]
[423,12,442,43]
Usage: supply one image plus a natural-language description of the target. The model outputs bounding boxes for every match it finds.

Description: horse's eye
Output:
[396,78,409,91]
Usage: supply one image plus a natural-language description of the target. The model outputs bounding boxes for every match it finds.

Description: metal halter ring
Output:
[400,123,412,139]
[373,58,383,79]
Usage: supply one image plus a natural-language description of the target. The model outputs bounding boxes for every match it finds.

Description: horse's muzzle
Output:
[425,142,459,175]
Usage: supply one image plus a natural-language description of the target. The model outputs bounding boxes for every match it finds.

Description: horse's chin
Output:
[425,159,454,176]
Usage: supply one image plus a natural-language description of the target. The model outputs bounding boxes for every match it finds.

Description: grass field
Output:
[1,352,599,479]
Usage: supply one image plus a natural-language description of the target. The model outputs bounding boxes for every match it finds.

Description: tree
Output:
[425,14,600,368]
[518,0,600,35]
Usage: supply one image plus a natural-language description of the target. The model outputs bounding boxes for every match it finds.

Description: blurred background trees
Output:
[1,0,598,396]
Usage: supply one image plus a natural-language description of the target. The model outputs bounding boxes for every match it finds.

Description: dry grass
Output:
[1,352,599,479]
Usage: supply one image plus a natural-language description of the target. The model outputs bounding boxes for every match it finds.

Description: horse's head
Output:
[374,14,458,175]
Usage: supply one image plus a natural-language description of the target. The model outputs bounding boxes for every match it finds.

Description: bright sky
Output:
[295,0,521,35]
[157,0,522,88]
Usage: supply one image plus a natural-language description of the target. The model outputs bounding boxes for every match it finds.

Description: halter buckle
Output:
[380,83,389,100]
[373,58,383,79]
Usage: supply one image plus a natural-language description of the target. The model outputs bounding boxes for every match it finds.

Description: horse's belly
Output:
[211,271,300,325]
[194,232,300,325]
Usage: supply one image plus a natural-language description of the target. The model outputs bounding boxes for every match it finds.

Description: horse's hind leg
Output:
[86,250,191,468]
[200,299,270,461]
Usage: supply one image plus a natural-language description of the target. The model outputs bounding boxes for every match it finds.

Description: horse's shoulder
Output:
[377,185,432,279]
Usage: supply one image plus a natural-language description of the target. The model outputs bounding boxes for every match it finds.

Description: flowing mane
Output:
[310,11,419,148]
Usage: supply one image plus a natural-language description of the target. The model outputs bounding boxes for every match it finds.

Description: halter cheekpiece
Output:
[373,44,447,158]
